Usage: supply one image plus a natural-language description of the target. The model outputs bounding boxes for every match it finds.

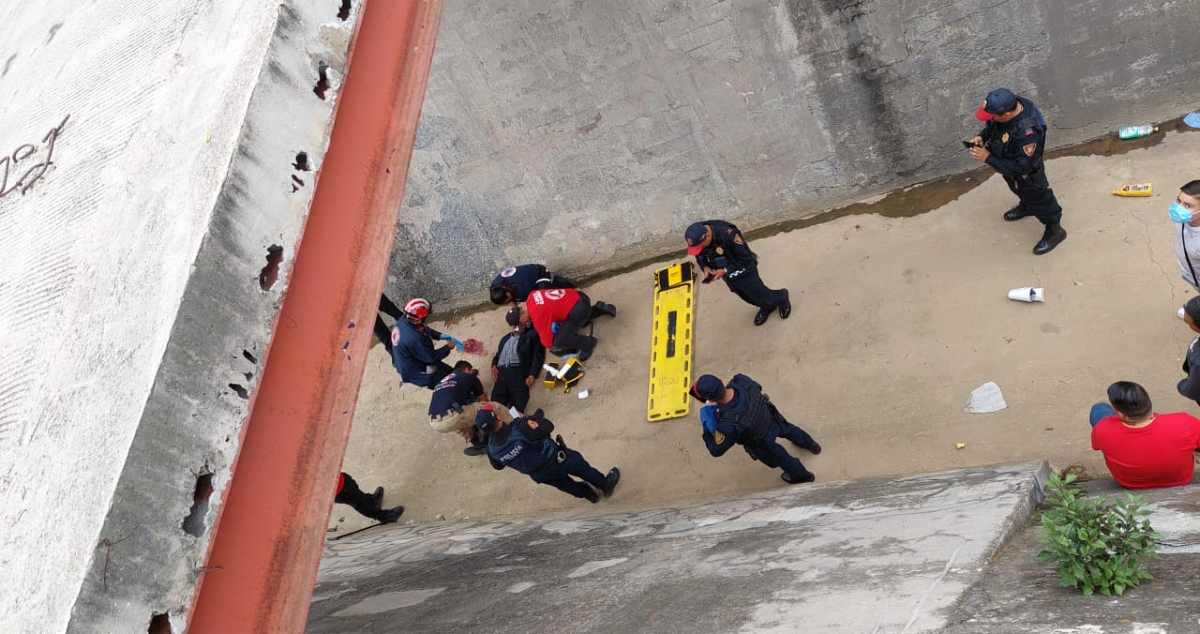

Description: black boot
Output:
[378,505,405,524]
[788,437,822,455]
[463,445,486,456]
[371,487,384,510]
[602,467,621,497]
[591,302,617,319]
[1033,224,1067,255]
[778,290,792,320]
[584,488,600,503]
[1003,205,1030,221]
[781,471,815,484]
[753,306,776,326]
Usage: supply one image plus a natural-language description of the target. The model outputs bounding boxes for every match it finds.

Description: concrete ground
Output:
[942,480,1200,633]
[332,128,1200,534]
[309,463,1047,633]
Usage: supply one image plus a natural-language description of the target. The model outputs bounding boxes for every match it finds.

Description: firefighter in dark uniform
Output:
[968,88,1067,255]
[475,408,620,503]
[489,263,576,305]
[685,221,791,326]
[691,374,821,484]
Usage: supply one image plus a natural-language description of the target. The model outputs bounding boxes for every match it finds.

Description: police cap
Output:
[692,374,725,402]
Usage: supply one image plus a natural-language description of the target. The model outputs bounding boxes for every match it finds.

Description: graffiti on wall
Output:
[0,114,69,200]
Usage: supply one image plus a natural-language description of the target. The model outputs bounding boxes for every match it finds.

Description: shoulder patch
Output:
[500,266,517,278]
[714,431,726,445]
[543,288,566,300]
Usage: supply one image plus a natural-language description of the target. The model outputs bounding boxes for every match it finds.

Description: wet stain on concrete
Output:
[1049,114,1200,160]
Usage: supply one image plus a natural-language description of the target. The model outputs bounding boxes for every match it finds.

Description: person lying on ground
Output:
[1090,381,1200,489]
[491,307,546,414]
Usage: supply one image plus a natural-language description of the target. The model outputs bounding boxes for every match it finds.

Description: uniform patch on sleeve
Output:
[500,266,516,278]
[1023,143,1037,157]
[714,431,726,444]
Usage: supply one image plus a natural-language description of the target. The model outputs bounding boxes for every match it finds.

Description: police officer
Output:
[390,297,462,389]
[490,308,546,413]
[968,88,1067,255]
[691,374,821,484]
[428,360,511,456]
[489,263,577,305]
[685,221,791,326]
[475,408,620,503]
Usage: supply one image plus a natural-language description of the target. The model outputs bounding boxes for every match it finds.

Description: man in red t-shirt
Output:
[517,288,616,361]
[1090,381,1200,489]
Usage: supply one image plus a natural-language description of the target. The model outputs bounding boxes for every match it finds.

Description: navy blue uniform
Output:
[490,264,575,303]
[693,221,789,313]
[488,415,608,501]
[391,318,452,389]
[428,369,484,417]
[702,374,818,480]
[978,97,1062,226]
[374,295,405,355]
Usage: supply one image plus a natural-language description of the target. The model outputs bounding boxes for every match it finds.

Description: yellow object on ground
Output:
[1112,183,1152,197]
[647,262,696,422]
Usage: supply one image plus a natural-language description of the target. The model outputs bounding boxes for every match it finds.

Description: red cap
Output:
[974,105,995,122]
[686,243,704,256]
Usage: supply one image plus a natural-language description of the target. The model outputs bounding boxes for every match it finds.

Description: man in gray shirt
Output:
[1171,181,1200,315]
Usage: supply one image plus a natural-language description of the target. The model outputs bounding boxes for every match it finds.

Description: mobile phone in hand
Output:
[962,139,978,149]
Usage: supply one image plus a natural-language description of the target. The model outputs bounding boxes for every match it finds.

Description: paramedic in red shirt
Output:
[1090,381,1200,489]
[517,288,615,361]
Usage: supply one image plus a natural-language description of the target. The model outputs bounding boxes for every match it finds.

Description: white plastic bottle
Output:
[1118,124,1158,139]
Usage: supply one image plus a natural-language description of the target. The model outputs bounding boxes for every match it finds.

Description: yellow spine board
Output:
[647,262,696,422]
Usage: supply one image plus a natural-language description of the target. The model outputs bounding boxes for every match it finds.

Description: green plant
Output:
[1038,473,1157,596]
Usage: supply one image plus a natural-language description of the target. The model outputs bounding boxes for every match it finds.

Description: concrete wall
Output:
[391,0,1200,307]
[308,463,1049,632]
[0,2,357,632]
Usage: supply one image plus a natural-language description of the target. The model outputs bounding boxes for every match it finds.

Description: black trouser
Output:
[551,293,597,355]
[723,266,787,311]
[335,473,388,521]
[1003,169,1062,226]
[491,366,531,412]
[375,294,405,354]
[742,406,816,479]
[531,448,607,500]
[537,273,577,290]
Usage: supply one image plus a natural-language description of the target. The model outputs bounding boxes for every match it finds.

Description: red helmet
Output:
[404,297,431,320]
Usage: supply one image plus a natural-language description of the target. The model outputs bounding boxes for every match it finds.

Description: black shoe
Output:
[371,487,384,509]
[1033,224,1067,255]
[577,338,597,362]
[584,489,600,503]
[778,290,792,320]
[595,302,617,318]
[753,307,775,326]
[1003,205,1030,222]
[781,471,815,484]
[463,445,486,456]
[378,506,405,523]
[807,440,822,455]
[602,467,621,497]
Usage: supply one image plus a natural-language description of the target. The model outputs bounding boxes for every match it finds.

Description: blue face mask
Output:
[1170,202,1194,224]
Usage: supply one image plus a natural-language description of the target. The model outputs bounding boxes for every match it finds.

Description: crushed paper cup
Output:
[1007,287,1044,303]
[578,389,590,400]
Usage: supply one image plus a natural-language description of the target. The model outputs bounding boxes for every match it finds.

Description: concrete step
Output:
[308,461,1048,633]
[941,480,1200,634]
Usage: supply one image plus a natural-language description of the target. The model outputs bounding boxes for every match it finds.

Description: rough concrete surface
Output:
[337,128,1200,534]
[942,481,1200,633]
[0,2,358,632]
[310,462,1048,633]
[389,0,1200,308]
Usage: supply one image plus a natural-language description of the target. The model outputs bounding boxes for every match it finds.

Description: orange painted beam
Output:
[187,0,443,631]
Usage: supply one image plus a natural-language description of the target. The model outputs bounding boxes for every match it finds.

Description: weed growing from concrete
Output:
[1038,473,1157,596]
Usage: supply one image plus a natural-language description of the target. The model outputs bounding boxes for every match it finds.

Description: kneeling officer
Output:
[692,374,822,484]
[475,409,620,503]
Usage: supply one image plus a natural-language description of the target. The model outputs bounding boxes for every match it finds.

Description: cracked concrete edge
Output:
[64,3,360,632]
[983,460,1051,563]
